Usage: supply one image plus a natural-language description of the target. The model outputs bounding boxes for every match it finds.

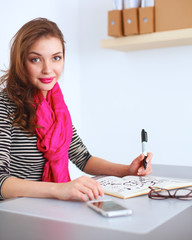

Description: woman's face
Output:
[25,36,64,98]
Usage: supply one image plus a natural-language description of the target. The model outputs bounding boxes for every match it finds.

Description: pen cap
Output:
[141,129,148,142]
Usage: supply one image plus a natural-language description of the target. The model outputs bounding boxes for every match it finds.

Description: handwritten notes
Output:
[97,175,192,199]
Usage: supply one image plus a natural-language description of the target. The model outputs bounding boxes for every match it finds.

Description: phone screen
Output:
[87,200,133,217]
[91,201,127,212]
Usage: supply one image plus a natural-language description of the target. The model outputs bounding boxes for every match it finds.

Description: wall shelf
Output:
[100,28,192,51]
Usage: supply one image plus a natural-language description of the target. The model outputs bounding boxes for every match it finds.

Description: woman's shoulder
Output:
[0,90,16,114]
[0,90,13,104]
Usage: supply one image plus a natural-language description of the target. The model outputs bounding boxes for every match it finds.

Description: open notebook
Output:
[96,175,192,199]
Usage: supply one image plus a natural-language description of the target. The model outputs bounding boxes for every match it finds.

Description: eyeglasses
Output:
[148,186,192,200]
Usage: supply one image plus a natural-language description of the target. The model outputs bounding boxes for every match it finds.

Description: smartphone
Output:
[87,199,133,217]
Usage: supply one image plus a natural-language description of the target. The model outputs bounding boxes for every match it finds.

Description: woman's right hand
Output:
[54,176,104,202]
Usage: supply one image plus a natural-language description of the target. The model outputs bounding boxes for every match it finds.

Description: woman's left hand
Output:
[127,152,153,176]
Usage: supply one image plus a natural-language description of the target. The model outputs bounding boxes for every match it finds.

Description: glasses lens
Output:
[149,188,170,199]
[157,189,170,197]
[175,189,192,200]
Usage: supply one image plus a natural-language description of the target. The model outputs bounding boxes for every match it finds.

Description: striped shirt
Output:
[0,91,91,200]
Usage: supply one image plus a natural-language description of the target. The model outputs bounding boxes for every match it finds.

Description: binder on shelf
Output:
[108,10,123,37]
[139,6,154,34]
[123,8,139,36]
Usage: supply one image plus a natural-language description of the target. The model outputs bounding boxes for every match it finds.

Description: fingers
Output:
[146,152,153,163]
[66,176,104,202]
[137,152,153,163]
[137,152,153,176]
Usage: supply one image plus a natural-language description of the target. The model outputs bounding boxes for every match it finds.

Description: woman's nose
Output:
[42,60,52,74]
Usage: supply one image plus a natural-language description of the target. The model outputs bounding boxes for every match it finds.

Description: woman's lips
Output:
[39,77,54,84]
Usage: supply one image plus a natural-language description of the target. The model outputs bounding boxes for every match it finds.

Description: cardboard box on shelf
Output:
[155,0,192,32]
[139,7,155,34]
[108,10,123,37]
[123,8,139,36]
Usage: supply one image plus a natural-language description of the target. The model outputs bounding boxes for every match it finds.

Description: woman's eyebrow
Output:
[28,51,63,56]
[52,52,63,55]
[28,52,41,56]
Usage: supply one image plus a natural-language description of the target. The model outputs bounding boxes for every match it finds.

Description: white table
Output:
[0,164,192,240]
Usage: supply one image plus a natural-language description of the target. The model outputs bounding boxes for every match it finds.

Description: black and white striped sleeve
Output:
[0,96,13,199]
[68,126,92,171]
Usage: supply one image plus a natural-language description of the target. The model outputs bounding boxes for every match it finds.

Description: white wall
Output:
[0,0,192,180]
[78,0,192,170]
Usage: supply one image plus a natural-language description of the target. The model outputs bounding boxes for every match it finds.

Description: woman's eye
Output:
[31,58,40,63]
[53,56,61,61]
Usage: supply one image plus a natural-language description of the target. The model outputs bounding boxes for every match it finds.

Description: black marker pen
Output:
[141,129,148,169]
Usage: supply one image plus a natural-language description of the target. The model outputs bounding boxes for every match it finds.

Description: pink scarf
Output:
[34,82,73,183]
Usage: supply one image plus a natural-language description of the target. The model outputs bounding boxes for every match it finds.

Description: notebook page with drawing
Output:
[96,175,192,199]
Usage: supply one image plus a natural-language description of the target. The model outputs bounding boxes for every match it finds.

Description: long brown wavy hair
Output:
[0,18,65,134]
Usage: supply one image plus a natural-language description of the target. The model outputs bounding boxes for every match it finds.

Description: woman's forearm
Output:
[1,175,104,201]
[1,176,57,199]
[84,153,153,177]
[83,156,129,177]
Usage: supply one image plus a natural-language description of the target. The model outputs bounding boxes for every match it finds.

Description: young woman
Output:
[0,18,152,202]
